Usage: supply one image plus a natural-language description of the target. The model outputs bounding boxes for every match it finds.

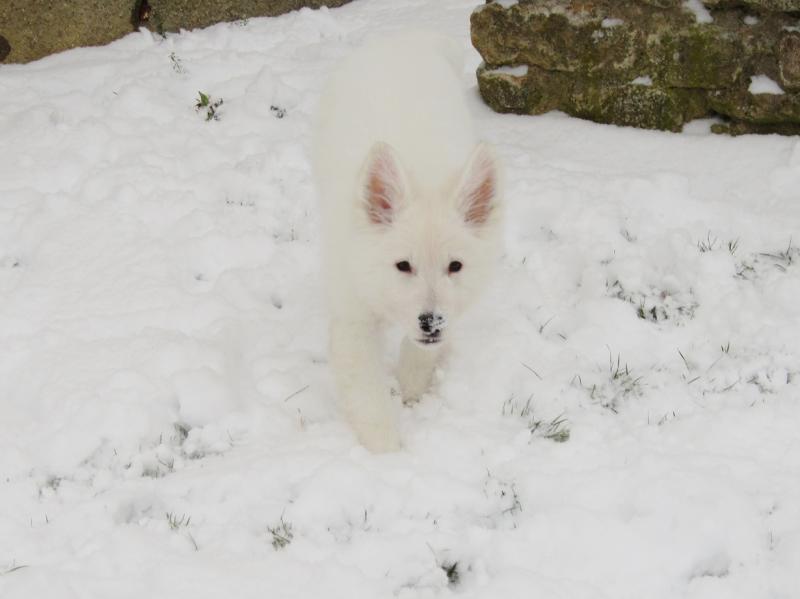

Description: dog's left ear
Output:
[455,143,499,226]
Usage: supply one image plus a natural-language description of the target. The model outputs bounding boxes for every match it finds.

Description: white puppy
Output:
[312,31,503,452]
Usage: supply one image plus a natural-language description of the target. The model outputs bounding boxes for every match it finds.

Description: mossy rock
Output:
[141,0,352,34]
[0,0,134,64]
[653,27,744,88]
[471,2,648,81]
[708,86,800,124]
[472,0,800,135]
[711,121,800,135]
[703,0,800,12]
[0,0,352,64]
[567,83,708,131]
[778,32,800,91]
[477,65,537,114]
[478,62,708,131]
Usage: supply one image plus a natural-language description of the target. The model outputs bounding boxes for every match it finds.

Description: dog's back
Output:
[313,31,477,223]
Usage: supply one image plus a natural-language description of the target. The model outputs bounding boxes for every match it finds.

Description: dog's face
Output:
[353,142,502,347]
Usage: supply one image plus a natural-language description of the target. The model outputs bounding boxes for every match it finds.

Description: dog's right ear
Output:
[359,142,407,225]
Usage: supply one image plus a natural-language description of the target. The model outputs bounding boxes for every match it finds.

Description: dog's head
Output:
[352,141,502,347]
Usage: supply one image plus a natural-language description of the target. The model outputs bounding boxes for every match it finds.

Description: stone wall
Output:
[139,0,351,36]
[0,0,353,65]
[471,0,800,134]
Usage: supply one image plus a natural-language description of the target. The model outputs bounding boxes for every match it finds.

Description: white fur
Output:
[312,32,503,452]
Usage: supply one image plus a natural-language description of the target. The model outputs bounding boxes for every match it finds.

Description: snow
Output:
[486,64,529,77]
[749,74,785,95]
[601,18,624,28]
[1,1,800,597]
[683,0,713,24]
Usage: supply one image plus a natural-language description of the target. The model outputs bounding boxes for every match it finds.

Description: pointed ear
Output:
[359,142,407,225]
[455,143,499,226]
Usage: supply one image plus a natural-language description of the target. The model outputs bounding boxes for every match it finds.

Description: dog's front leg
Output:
[330,318,401,452]
[397,336,444,404]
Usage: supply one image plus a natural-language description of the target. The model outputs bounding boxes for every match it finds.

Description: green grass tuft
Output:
[268,516,294,550]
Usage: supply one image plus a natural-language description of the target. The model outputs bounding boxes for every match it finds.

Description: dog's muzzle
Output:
[417,312,446,345]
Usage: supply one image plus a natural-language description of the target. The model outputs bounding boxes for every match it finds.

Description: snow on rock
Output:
[683,0,713,24]
[487,64,528,77]
[749,74,786,95]
[1,1,800,598]
[601,17,624,28]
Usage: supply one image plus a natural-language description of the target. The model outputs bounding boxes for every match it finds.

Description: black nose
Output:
[418,312,444,335]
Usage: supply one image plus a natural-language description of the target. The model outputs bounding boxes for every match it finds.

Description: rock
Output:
[778,32,800,91]
[0,35,11,61]
[477,65,536,114]
[703,0,800,11]
[0,0,352,64]
[709,86,800,124]
[472,0,800,134]
[0,0,135,65]
[141,0,352,35]
[568,81,707,132]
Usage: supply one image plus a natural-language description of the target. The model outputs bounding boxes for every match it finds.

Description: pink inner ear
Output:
[367,168,394,223]
[462,148,496,225]
[364,144,402,225]
[465,170,495,225]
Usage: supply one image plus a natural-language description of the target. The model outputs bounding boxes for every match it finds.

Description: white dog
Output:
[312,32,503,452]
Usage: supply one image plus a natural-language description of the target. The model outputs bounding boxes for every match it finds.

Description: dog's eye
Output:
[396,260,412,273]
[448,261,463,273]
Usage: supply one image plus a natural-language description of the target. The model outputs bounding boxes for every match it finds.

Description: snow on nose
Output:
[418,312,447,336]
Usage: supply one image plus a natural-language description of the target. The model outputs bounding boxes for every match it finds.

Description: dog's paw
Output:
[357,427,402,453]
[397,375,432,406]
[401,391,422,406]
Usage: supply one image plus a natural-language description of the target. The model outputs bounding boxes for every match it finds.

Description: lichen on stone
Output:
[0,0,353,64]
[472,0,800,134]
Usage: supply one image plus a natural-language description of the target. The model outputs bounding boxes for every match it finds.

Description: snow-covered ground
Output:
[1,1,799,597]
